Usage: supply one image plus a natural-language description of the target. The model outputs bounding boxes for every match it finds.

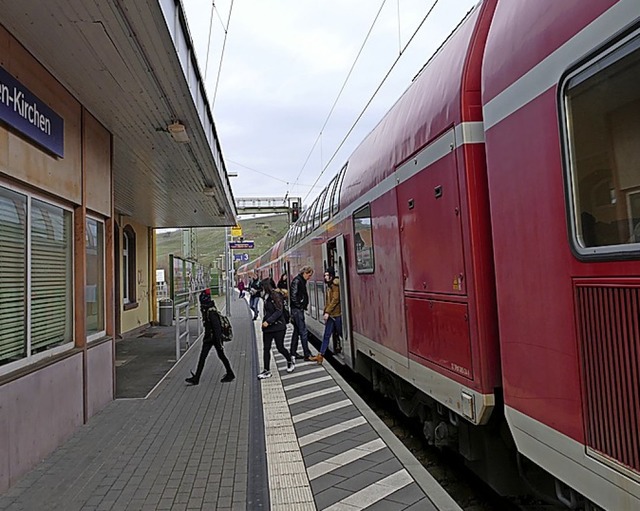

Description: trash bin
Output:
[159,298,173,326]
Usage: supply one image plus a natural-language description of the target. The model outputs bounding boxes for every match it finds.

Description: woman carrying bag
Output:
[257,278,295,379]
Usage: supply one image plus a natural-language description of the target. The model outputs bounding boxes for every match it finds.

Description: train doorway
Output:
[334,235,355,369]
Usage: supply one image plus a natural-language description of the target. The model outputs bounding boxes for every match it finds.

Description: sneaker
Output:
[286,360,295,373]
[257,370,272,380]
[220,373,235,383]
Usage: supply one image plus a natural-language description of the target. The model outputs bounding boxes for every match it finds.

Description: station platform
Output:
[0,294,462,511]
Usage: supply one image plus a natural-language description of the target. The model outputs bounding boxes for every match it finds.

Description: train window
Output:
[310,198,320,231]
[315,188,328,227]
[300,209,310,240]
[326,176,339,220]
[332,163,348,216]
[562,34,640,255]
[321,184,332,223]
[353,203,375,273]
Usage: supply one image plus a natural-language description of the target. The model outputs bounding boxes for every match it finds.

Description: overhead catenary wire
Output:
[288,0,388,198]
[212,0,235,107]
[204,2,228,78]
[302,0,441,204]
[228,159,315,188]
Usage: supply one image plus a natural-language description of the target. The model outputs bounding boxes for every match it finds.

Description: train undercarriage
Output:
[352,352,604,511]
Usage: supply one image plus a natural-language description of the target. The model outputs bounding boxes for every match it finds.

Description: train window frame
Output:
[325,175,339,222]
[321,183,332,223]
[315,188,328,228]
[332,163,347,216]
[309,198,320,232]
[353,203,375,274]
[560,30,640,260]
[300,209,311,241]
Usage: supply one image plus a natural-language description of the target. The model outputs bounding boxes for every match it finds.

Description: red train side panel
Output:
[483,0,640,508]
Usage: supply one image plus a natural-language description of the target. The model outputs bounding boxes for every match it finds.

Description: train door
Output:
[336,234,355,369]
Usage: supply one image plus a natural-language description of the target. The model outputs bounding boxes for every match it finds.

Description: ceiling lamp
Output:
[168,121,189,143]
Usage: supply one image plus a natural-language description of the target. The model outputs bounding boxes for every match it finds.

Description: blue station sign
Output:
[229,241,254,250]
[233,253,249,262]
[0,66,64,157]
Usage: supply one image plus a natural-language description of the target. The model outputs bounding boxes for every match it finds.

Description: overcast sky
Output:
[182,0,478,209]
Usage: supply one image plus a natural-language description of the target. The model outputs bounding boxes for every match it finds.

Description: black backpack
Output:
[208,308,233,342]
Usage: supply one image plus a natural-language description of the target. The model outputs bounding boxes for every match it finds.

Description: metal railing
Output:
[173,291,204,361]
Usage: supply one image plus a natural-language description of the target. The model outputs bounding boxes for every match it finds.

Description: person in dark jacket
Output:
[277,272,288,292]
[288,266,314,361]
[186,289,235,385]
[248,274,262,320]
[257,278,295,379]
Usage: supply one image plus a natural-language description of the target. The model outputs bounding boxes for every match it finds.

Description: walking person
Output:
[289,266,314,361]
[311,267,342,364]
[249,273,262,320]
[257,278,295,379]
[186,289,235,385]
[237,278,245,298]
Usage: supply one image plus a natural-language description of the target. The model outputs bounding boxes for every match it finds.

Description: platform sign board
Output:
[233,253,249,262]
[229,241,254,249]
[0,65,64,157]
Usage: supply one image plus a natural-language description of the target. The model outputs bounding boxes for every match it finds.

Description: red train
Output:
[238,1,640,509]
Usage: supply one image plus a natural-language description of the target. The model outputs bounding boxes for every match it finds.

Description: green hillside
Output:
[155,213,291,278]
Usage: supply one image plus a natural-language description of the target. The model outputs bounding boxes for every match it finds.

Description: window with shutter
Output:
[30,199,73,354]
[0,187,27,365]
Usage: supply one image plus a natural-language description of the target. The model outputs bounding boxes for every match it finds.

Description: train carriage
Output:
[239,1,640,509]
[484,1,640,509]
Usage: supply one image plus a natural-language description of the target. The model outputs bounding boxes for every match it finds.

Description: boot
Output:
[220,372,235,383]
[310,354,324,364]
[185,371,200,385]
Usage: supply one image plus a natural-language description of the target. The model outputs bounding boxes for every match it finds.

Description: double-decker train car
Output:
[238,1,640,509]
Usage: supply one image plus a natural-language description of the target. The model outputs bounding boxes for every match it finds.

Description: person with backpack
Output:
[186,289,235,385]
[257,278,295,379]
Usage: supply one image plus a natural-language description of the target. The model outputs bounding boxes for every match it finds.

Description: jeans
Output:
[289,308,310,357]
[320,316,342,355]
[250,295,260,318]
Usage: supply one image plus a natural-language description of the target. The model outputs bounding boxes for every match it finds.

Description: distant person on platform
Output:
[237,278,245,299]
[277,272,288,295]
[185,289,235,385]
[289,266,314,361]
[249,274,262,320]
[311,267,342,365]
[257,278,295,379]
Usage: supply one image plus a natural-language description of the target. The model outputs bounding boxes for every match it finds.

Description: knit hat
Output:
[199,289,214,308]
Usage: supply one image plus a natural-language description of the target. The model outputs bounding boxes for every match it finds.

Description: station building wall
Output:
[119,218,153,335]
[0,24,117,492]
